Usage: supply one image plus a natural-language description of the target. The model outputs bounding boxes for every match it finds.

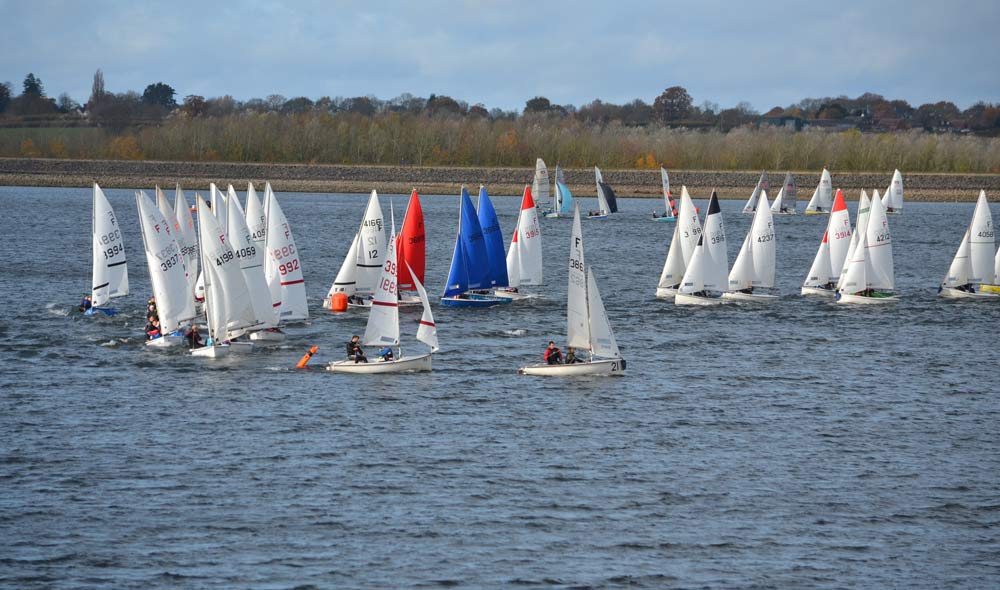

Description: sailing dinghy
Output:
[770,172,797,215]
[135,190,197,347]
[676,191,729,305]
[191,195,258,357]
[519,204,625,376]
[263,182,309,323]
[89,183,128,314]
[225,186,281,341]
[441,187,511,307]
[742,171,770,214]
[804,169,833,214]
[497,185,544,300]
[655,186,702,298]
[939,190,997,298]
[324,190,386,309]
[545,179,574,219]
[327,226,438,373]
[653,167,678,221]
[882,169,904,214]
[725,190,778,301]
[836,190,899,304]
[802,189,852,296]
[532,158,550,211]
[589,166,619,219]
[173,185,200,300]
[395,189,427,306]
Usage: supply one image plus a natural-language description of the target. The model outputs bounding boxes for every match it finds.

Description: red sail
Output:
[396,189,426,291]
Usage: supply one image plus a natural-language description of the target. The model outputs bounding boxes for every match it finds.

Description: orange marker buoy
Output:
[330,292,348,312]
[296,346,319,369]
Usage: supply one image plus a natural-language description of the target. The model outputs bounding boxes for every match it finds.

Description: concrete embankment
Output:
[2,157,997,200]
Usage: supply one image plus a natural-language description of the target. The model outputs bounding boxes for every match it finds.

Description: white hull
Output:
[145,335,185,348]
[722,291,779,302]
[327,353,432,373]
[227,341,256,352]
[398,293,423,307]
[655,286,678,299]
[191,344,230,358]
[801,285,836,297]
[836,293,901,305]
[493,289,543,301]
[518,358,625,376]
[772,211,797,216]
[249,329,286,342]
[675,292,727,306]
[939,287,999,300]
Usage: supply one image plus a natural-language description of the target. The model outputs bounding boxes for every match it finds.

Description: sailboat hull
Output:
[587,214,608,220]
[801,285,836,297]
[493,289,543,301]
[518,358,625,376]
[145,335,185,348]
[653,216,676,222]
[327,353,432,373]
[939,287,999,299]
[249,329,286,342]
[836,292,901,304]
[440,294,512,308]
[675,292,727,306]
[722,291,779,302]
[398,293,424,307]
[979,284,1000,295]
[84,307,119,316]
[655,286,679,299]
[191,344,230,358]
[772,211,797,216]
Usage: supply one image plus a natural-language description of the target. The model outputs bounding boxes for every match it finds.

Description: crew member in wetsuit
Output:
[145,318,162,341]
[347,335,367,363]
[185,325,204,348]
[565,346,582,364]
[78,294,92,312]
[544,341,563,365]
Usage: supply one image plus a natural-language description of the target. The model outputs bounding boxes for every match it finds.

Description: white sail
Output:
[803,232,832,288]
[701,194,728,291]
[595,166,611,214]
[750,191,776,287]
[742,171,769,213]
[210,183,227,232]
[245,182,266,252]
[173,185,200,297]
[263,182,308,322]
[135,191,196,334]
[770,187,784,213]
[515,188,543,285]
[355,190,387,297]
[882,169,904,212]
[566,205,590,350]
[837,190,871,289]
[942,229,971,288]
[828,191,853,281]
[661,167,671,213]
[838,230,869,295]
[506,229,521,288]
[968,190,995,284]
[728,233,755,291]
[677,236,708,295]
[657,224,685,290]
[677,187,702,264]
[196,195,256,342]
[363,230,400,348]
[779,171,797,212]
[995,244,1000,285]
[227,188,276,328]
[227,184,244,217]
[91,183,129,307]
[586,268,620,358]
[155,185,174,220]
[409,262,439,352]
[532,158,550,207]
[805,169,833,213]
[330,234,360,297]
[864,191,894,290]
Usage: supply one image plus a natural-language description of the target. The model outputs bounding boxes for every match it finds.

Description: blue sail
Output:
[556,181,574,214]
[443,234,469,297]
[460,187,490,289]
[477,186,509,288]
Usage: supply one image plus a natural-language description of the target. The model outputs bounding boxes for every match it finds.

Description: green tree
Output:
[182,95,206,117]
[23,73,44,97]
[89,69,106,109]
[523,96,551,114]
[0,82,11,113]
[653,86,693,123]
[142,82,177,109]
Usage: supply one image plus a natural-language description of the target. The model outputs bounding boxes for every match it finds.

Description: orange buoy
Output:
[296,345,319,369]
[329,292,348,312]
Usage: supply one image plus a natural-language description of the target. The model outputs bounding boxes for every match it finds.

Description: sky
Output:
[2,0,997,112]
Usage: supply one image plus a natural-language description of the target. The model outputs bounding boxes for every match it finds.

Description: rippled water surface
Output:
[1,185,999,589]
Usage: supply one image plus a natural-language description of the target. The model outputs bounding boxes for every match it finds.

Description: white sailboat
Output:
[325,190,386,309]
[89,183,129,313]
[676,191,729,305]
[210,182,227,230]
[835,190,872,292]
[135,190,197,347]
[742,171,770,214]
[532,158,550,211]
[725,190,778,301]
[589,166,618,218]
[226,187,280,340]
[882,169,904,214]
[836,190,899,304]
[804,169,833,214]
[655,186,702,298]
[519,204,625,376]
[263,182,309,323]
[497,185,544,300]
[802,189,852,296]
[770,172,797,215]
[327,227,438,373]
[191,195,258,357]
[172,185,200,299]
[652,167,679,221]
[939,190,997,298]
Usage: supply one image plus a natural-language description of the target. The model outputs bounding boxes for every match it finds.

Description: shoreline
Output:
[2,157,998,201]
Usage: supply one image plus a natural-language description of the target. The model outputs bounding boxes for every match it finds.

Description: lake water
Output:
[1,185,999,589]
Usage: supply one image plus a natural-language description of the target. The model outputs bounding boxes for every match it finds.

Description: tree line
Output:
[1,70,999,172]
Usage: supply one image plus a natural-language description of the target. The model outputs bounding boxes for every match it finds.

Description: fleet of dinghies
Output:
[82,165,997,375]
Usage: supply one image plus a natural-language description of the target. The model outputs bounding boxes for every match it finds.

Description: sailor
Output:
[564,346,582,364]
[78,294,93,312]
[346,335,367,363]
[145,318,162,340]
[185,325,204,348]
[377,347,394,362]
[544,341,563,365]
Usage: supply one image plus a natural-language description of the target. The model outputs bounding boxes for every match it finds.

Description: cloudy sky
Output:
[2,0,996,111]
